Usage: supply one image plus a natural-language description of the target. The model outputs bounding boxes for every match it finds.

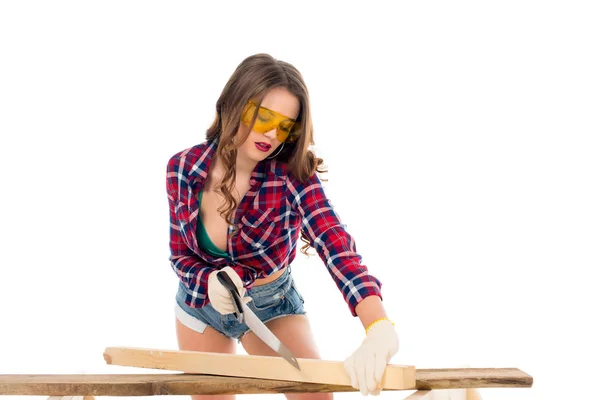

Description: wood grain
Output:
[415,368,533,389]
[103,346,415,389]
[0,368,532,396]
[0,374,356,396]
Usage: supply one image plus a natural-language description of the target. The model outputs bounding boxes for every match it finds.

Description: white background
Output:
[1,1,598,400]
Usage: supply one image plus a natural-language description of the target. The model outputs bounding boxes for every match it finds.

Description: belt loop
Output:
[284,266,292,291]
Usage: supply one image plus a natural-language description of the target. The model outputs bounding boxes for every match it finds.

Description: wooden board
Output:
[0,374,359,396]
[416,368,532,389]
[0,369,531,396]
[103,346,416,389]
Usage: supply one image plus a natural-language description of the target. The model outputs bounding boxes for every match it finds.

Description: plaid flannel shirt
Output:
[166,138,382,316]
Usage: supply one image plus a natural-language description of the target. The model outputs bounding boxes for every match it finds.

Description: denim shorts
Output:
[174,266,306,342]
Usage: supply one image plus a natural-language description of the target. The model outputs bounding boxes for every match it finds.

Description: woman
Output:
[166,53,399,399]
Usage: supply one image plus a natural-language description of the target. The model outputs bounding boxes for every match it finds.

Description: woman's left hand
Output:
[343,319,399,396]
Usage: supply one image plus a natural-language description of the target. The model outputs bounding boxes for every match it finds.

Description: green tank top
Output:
[197,190,230,259]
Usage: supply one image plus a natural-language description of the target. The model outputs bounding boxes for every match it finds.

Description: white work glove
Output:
[343,318,399,396]
[207,266,252,315]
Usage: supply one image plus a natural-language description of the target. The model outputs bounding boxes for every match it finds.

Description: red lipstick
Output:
[255,142,271,152]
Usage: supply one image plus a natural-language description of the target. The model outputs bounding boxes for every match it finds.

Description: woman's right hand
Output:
[207,266,252,314]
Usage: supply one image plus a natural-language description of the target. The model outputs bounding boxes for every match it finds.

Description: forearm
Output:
[354,295,388,331]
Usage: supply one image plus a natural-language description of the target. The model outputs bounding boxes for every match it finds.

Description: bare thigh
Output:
[240,315,334,400]
[175,317,236,400]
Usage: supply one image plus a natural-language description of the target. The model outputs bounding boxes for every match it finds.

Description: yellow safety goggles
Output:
[240,99,301,143]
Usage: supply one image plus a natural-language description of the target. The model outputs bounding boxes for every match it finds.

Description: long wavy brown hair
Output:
[205,53,327,256]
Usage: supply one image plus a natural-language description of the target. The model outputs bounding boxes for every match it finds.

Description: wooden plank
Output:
[0,368,531,396]
[416,368,532,389]
[0,374,357,396]
[103,346,416,389]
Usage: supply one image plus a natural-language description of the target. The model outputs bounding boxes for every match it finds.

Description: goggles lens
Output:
[241,100,301,143]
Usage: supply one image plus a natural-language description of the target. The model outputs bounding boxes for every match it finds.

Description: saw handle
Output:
[216,270,243,322]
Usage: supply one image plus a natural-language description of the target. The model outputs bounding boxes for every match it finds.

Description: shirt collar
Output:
[268,158,289,181]
[188,137,217,185]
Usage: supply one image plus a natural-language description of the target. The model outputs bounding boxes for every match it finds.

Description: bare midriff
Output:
[253,265,286,286]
